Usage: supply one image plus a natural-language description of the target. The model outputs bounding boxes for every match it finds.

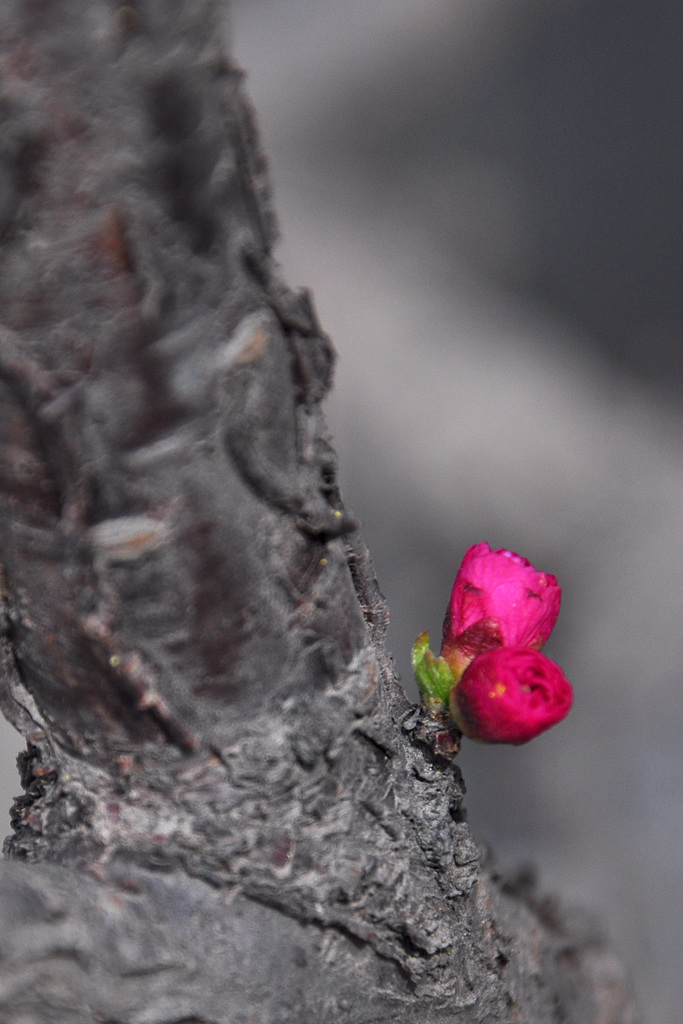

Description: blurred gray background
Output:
[1,3,681,1021]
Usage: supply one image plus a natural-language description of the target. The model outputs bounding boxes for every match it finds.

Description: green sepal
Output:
[411,631,456,716]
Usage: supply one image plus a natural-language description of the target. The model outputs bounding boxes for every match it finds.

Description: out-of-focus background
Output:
[230,2,681,1020]
[1,2,681,1020]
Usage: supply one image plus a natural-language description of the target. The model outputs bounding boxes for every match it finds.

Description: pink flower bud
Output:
[449,646,573,744]
[441,542,561,678]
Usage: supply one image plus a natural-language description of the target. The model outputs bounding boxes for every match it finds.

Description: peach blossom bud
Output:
[449,645,573,744]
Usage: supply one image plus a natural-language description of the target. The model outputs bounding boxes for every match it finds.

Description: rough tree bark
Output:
[0,3,638,1022]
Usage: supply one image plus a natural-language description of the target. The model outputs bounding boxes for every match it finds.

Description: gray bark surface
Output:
[0,2,638,1022]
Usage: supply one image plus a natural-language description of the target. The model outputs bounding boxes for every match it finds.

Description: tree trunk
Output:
[0,2,638,1022]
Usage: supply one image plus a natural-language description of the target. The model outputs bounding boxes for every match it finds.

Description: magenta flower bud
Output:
[449,646,573,744]
[441,542,561,678]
